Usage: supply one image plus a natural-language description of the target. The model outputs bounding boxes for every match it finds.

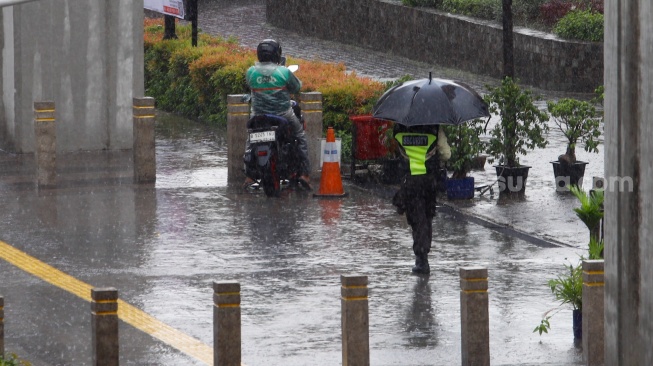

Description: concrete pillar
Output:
[91,288,119,366]
[213,281,241,366]
[133,97,157,183]
[460,267,490,366]
[604,1,653,365]
[300,92,323,178]
[0,295,4,358]
[4,1,144,153]
[34,101,56,187]
[226,95,249,185]
[340,275,369,366]
[582,260,604,366]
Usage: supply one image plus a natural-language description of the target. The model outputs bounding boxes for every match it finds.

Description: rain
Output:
[0,0,612,365]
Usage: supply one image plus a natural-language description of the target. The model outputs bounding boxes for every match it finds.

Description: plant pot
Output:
[381,158,404,185]
[494,165,531,195]
[572,309,582,339]
[551,161,588,192]
[471,155,488,170]
[446,177,475,200]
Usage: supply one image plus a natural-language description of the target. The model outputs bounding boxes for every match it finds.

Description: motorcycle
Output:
[243,65,306,197]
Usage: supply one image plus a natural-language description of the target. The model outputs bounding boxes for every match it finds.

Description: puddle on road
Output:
[155,111,228,189]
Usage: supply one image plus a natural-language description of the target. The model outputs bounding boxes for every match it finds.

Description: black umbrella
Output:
[372,73,490,126]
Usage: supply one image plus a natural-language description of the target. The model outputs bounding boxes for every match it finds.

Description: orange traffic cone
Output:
[314,127,347,198]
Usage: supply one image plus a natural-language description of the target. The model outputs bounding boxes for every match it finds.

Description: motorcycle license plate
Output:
[249,131,276,143]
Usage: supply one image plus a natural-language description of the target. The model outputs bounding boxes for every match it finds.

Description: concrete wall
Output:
[604,0,653,364]
[0,0,144,153]
[266,0,603,93]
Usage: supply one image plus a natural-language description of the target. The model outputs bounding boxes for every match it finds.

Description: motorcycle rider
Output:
[243,39,312,189]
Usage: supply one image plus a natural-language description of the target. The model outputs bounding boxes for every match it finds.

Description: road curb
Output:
[347,180,573,249]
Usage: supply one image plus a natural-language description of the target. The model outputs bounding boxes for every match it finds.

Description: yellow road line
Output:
[0,240,213,365]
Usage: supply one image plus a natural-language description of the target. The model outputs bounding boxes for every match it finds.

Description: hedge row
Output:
[401,0,604,42]
[144,18,387,132]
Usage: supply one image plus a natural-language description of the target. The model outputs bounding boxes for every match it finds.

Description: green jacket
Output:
[246,62,302,115]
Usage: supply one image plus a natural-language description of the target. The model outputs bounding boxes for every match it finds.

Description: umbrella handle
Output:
[483,116,491,134]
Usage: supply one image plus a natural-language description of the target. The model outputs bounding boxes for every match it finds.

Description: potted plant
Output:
[484,77,549,195]
[547,98,602,191]
[442,119,487,199]
[534,185,604,339]
[536,260,584,339]
[570,185,604,255]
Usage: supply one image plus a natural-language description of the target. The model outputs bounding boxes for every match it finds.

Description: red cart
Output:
[349,115,393,180]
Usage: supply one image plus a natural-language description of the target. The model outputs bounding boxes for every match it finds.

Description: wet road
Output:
[1,113,586,365]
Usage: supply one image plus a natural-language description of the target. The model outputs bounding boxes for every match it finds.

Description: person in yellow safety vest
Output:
[392,123,451,274]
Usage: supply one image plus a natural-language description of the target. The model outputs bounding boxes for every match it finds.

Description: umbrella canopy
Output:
[372,75,490,126]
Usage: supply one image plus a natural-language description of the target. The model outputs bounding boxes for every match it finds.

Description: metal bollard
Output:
[213,281,241,366]
[0,295,4,358]
[226,95,250,184]
[582,260,604,366]
[300,92,323,179]
[133,97,157,183]
[34,101,57,187]
[460,267,490,366]
[91,288,119,366]
[340,275,369,366]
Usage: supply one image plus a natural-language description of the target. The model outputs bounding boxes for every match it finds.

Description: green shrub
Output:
[513,0,549,22]
[443,119,487,179]
[441,0,501,20]
[162,46,204,118]
[399,0,599,34]
[553,9,604,42]
[440,0,548,24]
[336,130,353,164]
[0,353,31,366]
[144,18,385,131]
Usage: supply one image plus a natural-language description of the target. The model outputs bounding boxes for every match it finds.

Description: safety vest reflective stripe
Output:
[323,142,338,163]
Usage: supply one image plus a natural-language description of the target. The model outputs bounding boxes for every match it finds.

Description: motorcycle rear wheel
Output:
[262,153,281,197]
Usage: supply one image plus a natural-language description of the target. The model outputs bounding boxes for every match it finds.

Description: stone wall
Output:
[266,0,603,93]
[1,0,144,153]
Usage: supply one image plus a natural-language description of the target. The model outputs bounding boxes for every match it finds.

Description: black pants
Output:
[393,174,437,256]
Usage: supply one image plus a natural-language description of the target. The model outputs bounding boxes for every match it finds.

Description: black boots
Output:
[412,253,430,274]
